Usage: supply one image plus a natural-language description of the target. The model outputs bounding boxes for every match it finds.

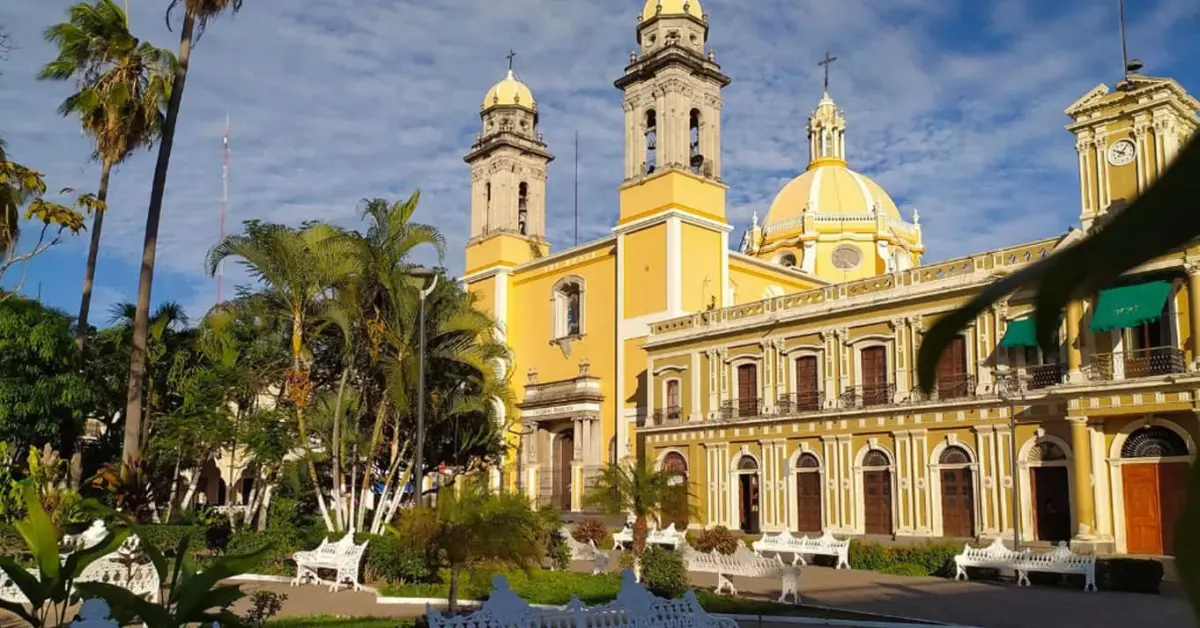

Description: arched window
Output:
[689,109,702,173]
[517,182,529,235]
[797,453,819,470]
[779,253,797,268]
[1028,441,1067,462]
[863,449,889,468]
[552,277,584,339]
[939,446,971,466]
[1122,426,1189,458]
[738,456,759,471]
[644,109,657,174]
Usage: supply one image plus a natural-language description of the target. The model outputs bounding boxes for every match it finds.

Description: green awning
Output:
[999,317,1038,348]
[1090,281,1173,333]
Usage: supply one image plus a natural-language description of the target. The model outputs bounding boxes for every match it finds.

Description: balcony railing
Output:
[1026,363,1065,389]
[1089,347,1186,381]
[651,406,683,426]
[840,383,895,409]
[776,391,823,415]
[720,398,764,421]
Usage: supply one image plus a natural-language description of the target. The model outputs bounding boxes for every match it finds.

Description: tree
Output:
[122,0,245,463]
[585,461,684,576]
[0,144,89,299]
[0,296,97,455]
[396,483,541,614]
[39,0,174,351]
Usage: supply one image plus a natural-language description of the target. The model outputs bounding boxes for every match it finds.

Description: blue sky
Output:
[1,0,1198,322]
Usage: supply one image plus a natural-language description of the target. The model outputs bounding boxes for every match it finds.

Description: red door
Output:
[1123,464,1163,554]
[794,356,819,411]
[863,470,892,535]
[936,336,968,399]
[738,364,758,417]
[861,347,888,406]
[940,468,974,537]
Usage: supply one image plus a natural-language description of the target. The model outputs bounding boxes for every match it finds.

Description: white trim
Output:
[729,449,762,531]
[611,207,735,236]
[784,445,826,534]
[691,352,701,421]
[853,442,897,536]
[667,216,682,313]
[1107,416,1197,554]
[927,439,982,538]
[1016,433,1075,544]
[655,447,689,472]
[616,234,628,460]
[460,265,516,284]
[660,377,682,415]
[493,269,510,343]
[728,358,760,408]
[721,231,731,306]
[652,364,688,375]
[551,275,587,339]
[622,310,693,340]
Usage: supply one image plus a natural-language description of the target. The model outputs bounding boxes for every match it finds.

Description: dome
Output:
[482,69,535,110]
[641,0,703,20]
[764,164,902,228]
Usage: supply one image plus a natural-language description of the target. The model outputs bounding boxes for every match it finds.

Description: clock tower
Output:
[1065,69,1199,231]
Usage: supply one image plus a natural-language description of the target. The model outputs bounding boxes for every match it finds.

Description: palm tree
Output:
[585,460,685,576]
[122,0,244,462]
[39,0,174,351]
[206,221,359,530]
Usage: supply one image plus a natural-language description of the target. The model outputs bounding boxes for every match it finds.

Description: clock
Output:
[831,245,862,270]
[1107,139,1137,166]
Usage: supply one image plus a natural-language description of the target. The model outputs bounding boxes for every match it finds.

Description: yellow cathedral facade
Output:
[460,0,1200,557]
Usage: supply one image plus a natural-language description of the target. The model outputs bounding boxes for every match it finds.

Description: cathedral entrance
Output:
[554,429,574,511]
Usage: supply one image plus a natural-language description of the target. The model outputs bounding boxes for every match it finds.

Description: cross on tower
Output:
[506,50,517,71]
[818,52,838,92]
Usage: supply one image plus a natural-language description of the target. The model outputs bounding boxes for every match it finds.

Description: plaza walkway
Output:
[218,562,1193,628]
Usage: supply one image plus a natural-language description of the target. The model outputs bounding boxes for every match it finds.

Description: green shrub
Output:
[572,519,608,545]
[1098,558,1163,594]
[547,528,571,571]
[357,533,433,585]
[225,529,305,575]
[640,547,687,599]
[137,524,205,556]
[617,551,637,571]
[205,521,233,553]
[693,526,738,555]
[886,543,960,577]
[879,562,928,577]
[847,540,890,571]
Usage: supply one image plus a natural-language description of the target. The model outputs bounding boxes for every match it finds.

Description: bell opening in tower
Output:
[689,109,703,174]
[518,182,529,236]
[645,109,657,174]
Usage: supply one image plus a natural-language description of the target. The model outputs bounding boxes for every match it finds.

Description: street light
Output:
[410,267,439,506]
[996,368,1026,550]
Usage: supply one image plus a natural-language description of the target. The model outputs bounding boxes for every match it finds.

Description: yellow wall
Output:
[618,169,727,225]
[623,226,668,318]
[680,224,725,311]
[815,239,877,283]
[728,257,822,304]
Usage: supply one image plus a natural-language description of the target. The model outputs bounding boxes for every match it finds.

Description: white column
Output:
[821,436,839,530]
[690,352,701,422]
[646,357,656,424]
[891,318,908,396]
[1076,140,1090,218]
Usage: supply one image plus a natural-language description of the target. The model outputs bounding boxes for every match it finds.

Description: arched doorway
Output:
[1121,425,1190,555]
[662,452,689,529]
[735,456,761,534]
[937,446,975,538]
[1027,441,1071,543]
[554,429,574,511]
[861,449,892,536]
[794,453,822,533]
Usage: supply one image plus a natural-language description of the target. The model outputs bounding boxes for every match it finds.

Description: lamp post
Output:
[996,369,1026,550]
[410,267,439,506]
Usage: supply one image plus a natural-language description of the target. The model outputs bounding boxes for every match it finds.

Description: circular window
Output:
[779,253,797,267]
[831,245,862,270]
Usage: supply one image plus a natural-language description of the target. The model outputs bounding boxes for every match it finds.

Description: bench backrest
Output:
[1022,543,1095,568]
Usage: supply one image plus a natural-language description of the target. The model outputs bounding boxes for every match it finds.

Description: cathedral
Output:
[460,0,1200,557]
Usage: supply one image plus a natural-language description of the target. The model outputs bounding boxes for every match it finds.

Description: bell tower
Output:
[1066,65,1199,231]
[614,0,731,224]
[465,57,555,274]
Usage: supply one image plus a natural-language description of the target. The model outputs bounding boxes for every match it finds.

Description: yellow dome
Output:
[641,0,703,20]
[764,164,902,228]
[482,70,535,110]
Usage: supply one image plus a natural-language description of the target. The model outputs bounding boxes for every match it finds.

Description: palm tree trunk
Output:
[180,465,202,512]
[122,12,194,461]
[290,315,333,531]
[331,367,349,530]
[447,567,461,615]
[164,452,181,523]
[74,160,112,352]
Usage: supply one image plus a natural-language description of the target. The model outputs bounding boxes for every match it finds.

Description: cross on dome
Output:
[818,52,838,93]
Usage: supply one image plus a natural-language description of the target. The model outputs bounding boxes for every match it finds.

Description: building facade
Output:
[460,0,1200,556]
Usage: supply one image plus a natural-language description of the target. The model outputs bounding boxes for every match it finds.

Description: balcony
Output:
[1089,347,1186,381]
[720,398,764,421]
[1025,363,1065,389]
[839,383,896,409]
[776,391,823,415]
[651,406,683,426]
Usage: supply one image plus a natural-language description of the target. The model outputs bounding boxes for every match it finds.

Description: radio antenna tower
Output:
[217,113,230,304]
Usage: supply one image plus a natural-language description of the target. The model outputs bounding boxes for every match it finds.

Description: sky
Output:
[1,0,1198,323]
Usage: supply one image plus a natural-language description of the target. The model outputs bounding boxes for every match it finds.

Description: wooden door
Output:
[861,346,888,406]
[555,430,574,511]
[1031,467,1071,542]
[739,474,760,534]
[1158,462,1190,555]
[665,379,681,419]
[795,472,822,533]
[936,336,968,398]
[1123,463,1163,554]
[794,356,819,411]
[737,364,758,416]
[940,468,974,537]
[863,470,892,535]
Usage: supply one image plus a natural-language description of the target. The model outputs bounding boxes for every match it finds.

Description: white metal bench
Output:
[428,569,738,628]
[752,529,851,570]
[290,533,369,592]
[1016,542,1097,591]
[612,522,686,551]
[561,525,612,575]
[0,520,159,605]
[953,538,1028,582]
[684,540,800,604]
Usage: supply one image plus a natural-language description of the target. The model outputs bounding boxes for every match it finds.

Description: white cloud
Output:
[1,0,1197,316]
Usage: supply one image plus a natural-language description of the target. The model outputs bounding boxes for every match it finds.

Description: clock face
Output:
[831,245,862,270]
[1107,139,1136,166]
